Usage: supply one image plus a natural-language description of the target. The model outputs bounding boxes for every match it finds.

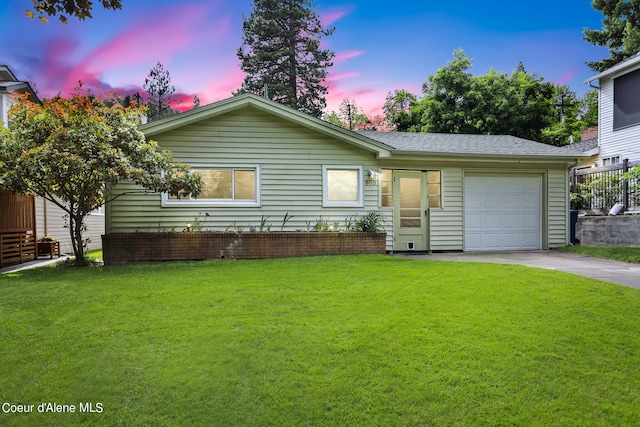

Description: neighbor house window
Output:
[163,165,260,207]
[322,166,363,207]
[614,68,640,130]
[602,156,620,166]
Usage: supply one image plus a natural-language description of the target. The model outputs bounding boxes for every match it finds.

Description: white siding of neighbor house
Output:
[35,197,105,254]
[598,75,640,164]
[107,107,381,236]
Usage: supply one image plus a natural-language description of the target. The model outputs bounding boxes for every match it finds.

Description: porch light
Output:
[368,170,380,180]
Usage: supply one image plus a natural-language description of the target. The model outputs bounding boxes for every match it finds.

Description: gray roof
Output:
[561,138,599,154]
[357,131,586,158]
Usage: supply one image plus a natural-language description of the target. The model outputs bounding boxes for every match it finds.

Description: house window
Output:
[613,68,640,130]
[163,165,260,207]
[602,156,620,166]
[428,170,442,208]
[322,166,363,207]
[381,169,393,207]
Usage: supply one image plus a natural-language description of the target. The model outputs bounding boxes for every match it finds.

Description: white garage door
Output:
[464,174,542,251]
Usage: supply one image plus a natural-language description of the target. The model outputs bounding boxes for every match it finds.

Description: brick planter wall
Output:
[102,232,387,265]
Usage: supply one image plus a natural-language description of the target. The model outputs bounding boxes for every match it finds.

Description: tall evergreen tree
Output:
[584,0,640,72]
[143,61,178,122]
[237,0,335,118]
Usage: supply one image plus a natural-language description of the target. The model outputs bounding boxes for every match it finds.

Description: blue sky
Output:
[0,0,607,116]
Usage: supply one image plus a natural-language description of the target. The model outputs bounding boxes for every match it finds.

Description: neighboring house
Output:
[1,65,104,253]
[583,53,640,166]
[106,93,585,252]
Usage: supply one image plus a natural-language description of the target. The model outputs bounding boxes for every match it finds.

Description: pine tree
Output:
[584,0,640,72]
[237,0,335,118]
[192,95,201,110]
[143,61,178,121]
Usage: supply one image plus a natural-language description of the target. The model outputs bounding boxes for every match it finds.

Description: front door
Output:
[393,171,428,251]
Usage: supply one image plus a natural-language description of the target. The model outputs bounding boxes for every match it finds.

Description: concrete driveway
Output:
[396,250,640,289]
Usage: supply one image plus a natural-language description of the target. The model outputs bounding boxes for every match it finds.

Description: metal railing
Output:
[570,159,640,212]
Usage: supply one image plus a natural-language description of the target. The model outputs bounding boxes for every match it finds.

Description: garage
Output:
[464,173,542,251]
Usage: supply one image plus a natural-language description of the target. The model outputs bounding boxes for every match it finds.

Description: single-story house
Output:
[105,93,586,253]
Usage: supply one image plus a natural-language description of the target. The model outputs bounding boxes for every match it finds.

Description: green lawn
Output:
[1,255,639,426]
[556,245,640,264]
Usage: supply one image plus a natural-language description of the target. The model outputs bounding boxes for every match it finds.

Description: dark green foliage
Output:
[584,0,640,72]
[419,50,557,141]
[25,0,122,23]
[237,0,335,118]
[384,50,600,145]
[383,89,421,131]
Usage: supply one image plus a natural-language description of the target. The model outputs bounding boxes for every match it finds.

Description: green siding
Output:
[547,167,570,248]
[107,105,573,252]
[107,107,381,235]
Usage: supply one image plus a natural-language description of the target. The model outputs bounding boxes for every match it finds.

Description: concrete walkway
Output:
[0,255,70,275]
[396,250,640,289]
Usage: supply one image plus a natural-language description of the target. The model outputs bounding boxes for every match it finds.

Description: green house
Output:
[105,93,586,253]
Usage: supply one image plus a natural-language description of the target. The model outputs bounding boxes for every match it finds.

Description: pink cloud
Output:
[555,69,577,86]
[326,71,360,82]
[321,7,351,27]
[29,2,230,100]
[334,50,364,64]
[198,67,246,105]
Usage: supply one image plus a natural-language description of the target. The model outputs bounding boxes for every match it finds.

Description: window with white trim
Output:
[322,166,363,207]
[163,165,260,207]
[602,156,620,166]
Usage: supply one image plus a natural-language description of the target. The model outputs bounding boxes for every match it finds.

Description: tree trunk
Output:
[68,213,87,265]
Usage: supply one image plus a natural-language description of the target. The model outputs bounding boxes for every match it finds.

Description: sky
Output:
[0,0,608,117]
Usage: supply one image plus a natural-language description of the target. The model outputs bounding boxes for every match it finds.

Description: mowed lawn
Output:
[1,255,639,426]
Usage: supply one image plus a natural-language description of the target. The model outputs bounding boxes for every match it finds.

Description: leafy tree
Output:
[237,0,335,118]
[323,99,373,130]
[584,0,640,72]
[385,51,598,145]
[580,89,599,130]
[143,61,179,122]
[322,111,345,127]
[417,50,558,141]
[0,87,202,264]
[25,0,122,23]
[383,89,420,131]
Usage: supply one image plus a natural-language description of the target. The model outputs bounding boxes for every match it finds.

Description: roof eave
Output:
[583,53,640,84]
[390,150,590,162]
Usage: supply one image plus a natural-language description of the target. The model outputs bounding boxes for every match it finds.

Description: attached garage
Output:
[464,173,542,251]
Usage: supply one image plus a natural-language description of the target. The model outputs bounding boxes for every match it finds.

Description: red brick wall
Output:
[581,126,598,141]
[102,232,387,265]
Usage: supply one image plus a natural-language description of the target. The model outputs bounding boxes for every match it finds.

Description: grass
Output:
[556,245,640,263]
[1,255,639,426]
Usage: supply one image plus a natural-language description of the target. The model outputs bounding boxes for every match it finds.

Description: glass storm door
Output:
[393,171,428,251]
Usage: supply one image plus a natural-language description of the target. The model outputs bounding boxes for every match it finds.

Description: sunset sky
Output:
[0,0,607,116]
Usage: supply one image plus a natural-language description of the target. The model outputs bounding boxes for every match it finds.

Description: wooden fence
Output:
[0,190,37,267]
[570,159,639,212]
